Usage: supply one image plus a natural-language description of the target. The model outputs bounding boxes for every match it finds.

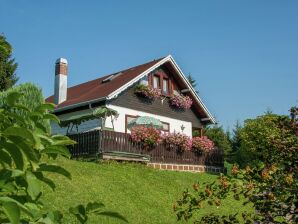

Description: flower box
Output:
[170,94,193,109]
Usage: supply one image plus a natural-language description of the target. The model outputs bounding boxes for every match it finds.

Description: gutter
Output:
[53,97,106,113]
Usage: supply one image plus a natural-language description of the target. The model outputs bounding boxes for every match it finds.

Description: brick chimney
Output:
[54,58,68,104]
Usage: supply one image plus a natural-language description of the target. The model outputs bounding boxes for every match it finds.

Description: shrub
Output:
[169,94,192,109]
[203,125,232,156]
[134,84,161,100]
[192,136,215,153]
[131,126,162,148]
[174,107,298,224]
[0,91,127,223]
[163,132,192,151]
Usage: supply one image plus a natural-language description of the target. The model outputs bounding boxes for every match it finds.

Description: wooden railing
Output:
[67,131,100,157]
[67,130,224,167]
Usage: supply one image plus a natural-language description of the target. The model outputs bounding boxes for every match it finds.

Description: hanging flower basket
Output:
[134,84,161,100]
[192,136,215,153]
[170,94,193,109]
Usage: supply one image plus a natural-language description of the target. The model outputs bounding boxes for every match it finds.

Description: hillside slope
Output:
[42,158,247,223]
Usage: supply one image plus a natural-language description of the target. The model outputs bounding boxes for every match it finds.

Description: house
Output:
[46,55,215,137]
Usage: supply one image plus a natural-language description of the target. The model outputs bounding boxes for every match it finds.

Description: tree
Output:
[231,120,242,152]
[0,34,18,91]
[203,125,232,156]
[187,74,198,94]
[174,107,298,224]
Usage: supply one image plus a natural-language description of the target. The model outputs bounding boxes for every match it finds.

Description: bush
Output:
[238,114,286,164]
[0,91,127,223]
[174,107,298,224]
[0,82,44,109]
[203,125,232,156]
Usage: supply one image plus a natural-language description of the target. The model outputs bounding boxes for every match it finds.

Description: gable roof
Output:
[46,55,216,124]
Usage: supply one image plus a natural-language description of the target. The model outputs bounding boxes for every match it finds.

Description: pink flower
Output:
[170,95,193,109]
[131,126,162,148]
[192,136,214,153]
[163,132,192,151]
[135,84,161,100]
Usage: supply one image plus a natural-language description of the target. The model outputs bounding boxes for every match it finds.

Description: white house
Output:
[46,55,215,136]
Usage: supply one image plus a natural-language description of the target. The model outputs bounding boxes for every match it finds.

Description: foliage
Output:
[174,107,298,223]
[134,84,161,100]
[170,94,193,109]
[92,106,118,130]
[203,125,232,156]
[69,202,127,224]
[238,113,286,164]
[0,91,126,223]
[163,132,192,151]
[231,120,242,153]
[130,125,162,148]
[192,136,215,153]
[0,82,44,110]
[0,34,18,91]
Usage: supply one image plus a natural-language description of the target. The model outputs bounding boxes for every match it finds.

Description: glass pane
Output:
[162,123,169,131]
[163,79,168,93]
[153,76,160,89]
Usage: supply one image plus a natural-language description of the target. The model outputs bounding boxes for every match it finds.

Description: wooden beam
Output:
[181,89,190,93]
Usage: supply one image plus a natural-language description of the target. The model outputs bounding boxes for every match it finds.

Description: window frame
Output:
[153,75,161,89]
[125,114,138,133]
[162,78,169,94]
[161,121,170,132]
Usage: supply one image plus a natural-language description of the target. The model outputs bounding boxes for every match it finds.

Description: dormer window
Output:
[163,79,169,94]
[153,75,160,89]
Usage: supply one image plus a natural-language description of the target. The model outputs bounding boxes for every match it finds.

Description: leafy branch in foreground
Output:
[174,107,298,224]
[0,91,127,223]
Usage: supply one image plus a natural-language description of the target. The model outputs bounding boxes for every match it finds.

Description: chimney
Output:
[54,58,68,104]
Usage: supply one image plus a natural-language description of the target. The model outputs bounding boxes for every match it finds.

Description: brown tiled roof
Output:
[46,57,164,109]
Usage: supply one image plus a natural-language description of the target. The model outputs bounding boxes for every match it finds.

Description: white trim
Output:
[107,55,216,124]
[53,97,106,113]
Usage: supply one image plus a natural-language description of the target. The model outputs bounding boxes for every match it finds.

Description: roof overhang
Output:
[52,97,106,113]
[107,55,216,124]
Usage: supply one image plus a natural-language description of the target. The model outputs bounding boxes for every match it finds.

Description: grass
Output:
[42,157,251,223]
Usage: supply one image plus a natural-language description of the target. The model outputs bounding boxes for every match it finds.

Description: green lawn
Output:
[42,157,250,223]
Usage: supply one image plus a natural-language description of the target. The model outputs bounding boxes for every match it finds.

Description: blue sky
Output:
[1,0,297,130]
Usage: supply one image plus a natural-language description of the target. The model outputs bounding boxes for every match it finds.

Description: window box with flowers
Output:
[169,94,193,109]
[130,126,162,149]
[163,132,192,152]
[192,136,215,153]
[134,84,161,100]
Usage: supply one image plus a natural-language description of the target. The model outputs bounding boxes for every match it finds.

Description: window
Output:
[153,75,160,89]
[162,122,170,132]
[163,79,169,94]
[125,115,138,133]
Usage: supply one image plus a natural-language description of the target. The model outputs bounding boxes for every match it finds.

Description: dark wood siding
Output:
[109,85,203,128]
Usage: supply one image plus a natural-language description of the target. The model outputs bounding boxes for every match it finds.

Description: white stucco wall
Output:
[106,104,193,137]
[51,106,193,137]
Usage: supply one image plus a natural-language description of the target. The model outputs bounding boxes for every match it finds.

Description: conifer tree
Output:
[0,34,18,91]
